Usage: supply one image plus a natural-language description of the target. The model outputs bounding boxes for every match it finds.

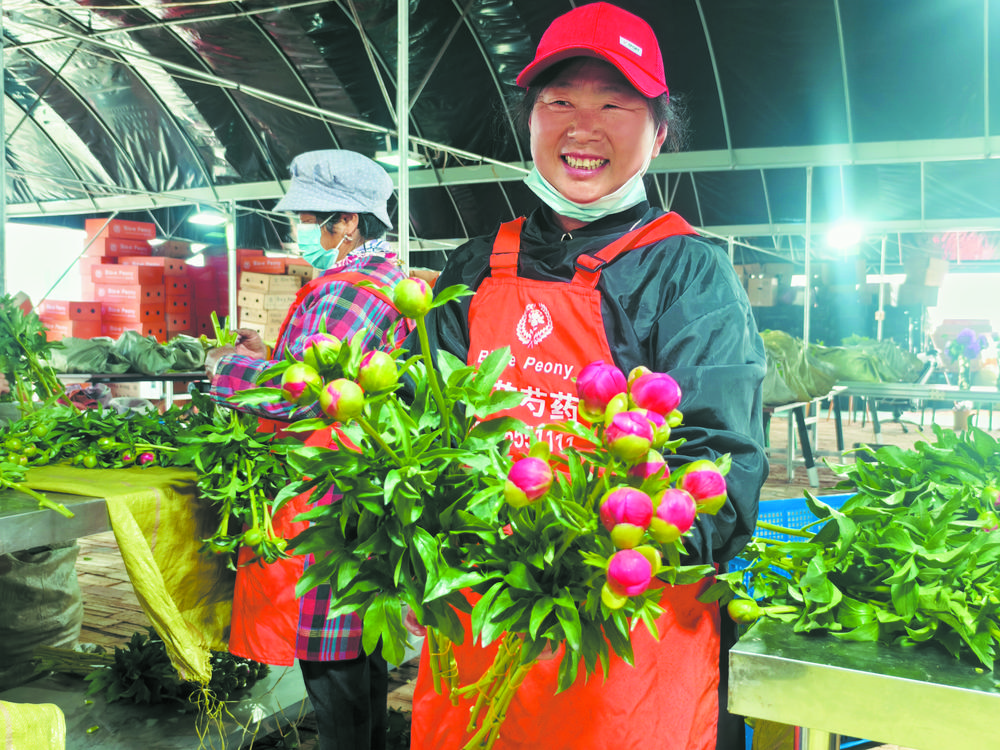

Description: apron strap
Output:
[490,217,527,277]
[572,212,697,288]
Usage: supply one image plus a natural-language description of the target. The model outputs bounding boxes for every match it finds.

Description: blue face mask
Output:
[523,154,652,223]
[296,223,346,270]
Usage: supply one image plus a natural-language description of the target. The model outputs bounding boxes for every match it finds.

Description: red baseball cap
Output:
[515,2,668,98]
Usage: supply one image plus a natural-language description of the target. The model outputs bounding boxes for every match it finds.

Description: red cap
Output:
[516,2,667,98]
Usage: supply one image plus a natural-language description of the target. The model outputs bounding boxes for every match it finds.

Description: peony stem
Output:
[355,415,404,465]
[415,317,451,446]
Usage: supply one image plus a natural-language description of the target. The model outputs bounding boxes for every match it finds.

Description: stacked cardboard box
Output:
[37,300,103,342]
[237,269,302,344]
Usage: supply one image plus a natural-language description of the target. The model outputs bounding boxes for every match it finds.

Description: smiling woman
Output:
[406,3,769,750]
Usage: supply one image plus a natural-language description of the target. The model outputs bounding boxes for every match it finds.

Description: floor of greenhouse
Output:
[58,401,1000,747]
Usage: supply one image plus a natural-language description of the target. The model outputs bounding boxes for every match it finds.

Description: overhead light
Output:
[826,221,864,250]
[190,243,209,255]
[374,135,428,169]
[374,149,428,170]
[188,209,228,226]
[147,237,166,247]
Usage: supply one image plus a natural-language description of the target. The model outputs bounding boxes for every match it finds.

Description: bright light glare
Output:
[827,221,864,250]
[188,211,227,226]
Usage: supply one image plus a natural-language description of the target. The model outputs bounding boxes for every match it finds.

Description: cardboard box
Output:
[119,256,188,276]
[94,284,166,303]
[153,239,191,258]
[904,256,949,287]
[85,218,157,240]
[69,301,102,322]
[102,321,166,342]
[284,260,318,280]
[91,263,164,286]
[84,237,153,258]
[240,256,286,274]
[164,278,191,296]
[194,280,223,299]
[102,301,165,324]
[69,320,103,339]
[240,308,287,325]
[239,271,302,294]
[37,300,71,319]
[238,290,297,310]
[166,297,191,314]
[746,276,778,307]
[44,319,73,342]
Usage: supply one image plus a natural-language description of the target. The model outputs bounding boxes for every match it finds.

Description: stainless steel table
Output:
[57,371,207,408]
[836,380,1000,442]
[729,618,1000,750]
[0,487,108,554]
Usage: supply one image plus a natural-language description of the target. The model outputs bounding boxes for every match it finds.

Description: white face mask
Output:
[296,222,347,270]
[524,151,653,223]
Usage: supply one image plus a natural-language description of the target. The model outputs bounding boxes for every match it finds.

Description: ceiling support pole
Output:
[396,0,410,267]
[1,8,7,297]
[876,234,887,342]
[803,167,812,346]
[226,201,238,326]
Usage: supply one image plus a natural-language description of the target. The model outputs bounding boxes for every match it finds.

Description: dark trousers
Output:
[299,651,389,750]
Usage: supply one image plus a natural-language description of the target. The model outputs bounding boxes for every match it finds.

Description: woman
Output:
[206,149,409,750]
[407,4,768,749]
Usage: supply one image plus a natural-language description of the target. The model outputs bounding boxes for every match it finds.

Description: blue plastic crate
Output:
[739,493,873,750]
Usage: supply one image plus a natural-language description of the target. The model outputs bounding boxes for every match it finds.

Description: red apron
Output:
[228,270,396,665]
[411,213,722,750]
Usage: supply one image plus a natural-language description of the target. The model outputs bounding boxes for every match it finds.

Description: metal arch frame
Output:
[4,40,146,211]
[10,10,305,204]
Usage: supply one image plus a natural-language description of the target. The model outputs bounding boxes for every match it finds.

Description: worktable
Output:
[57,371,206,408]
[729,618,1000,750]
[836,380,1000,442]
[0,487,109,555]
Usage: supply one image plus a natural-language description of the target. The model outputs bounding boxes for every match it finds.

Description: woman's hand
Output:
[403,606,427,637]
[204,345,236,378]
[234,328,268,359]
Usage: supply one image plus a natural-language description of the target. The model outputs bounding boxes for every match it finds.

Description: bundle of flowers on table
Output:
[229,280,731,750]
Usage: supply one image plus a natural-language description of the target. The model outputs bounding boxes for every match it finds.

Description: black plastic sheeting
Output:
[3,0,1000,266]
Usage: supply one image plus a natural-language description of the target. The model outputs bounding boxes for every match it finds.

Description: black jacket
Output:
[420,202,768,565]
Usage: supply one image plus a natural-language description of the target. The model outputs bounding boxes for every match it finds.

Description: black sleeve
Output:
[615,237,768,565]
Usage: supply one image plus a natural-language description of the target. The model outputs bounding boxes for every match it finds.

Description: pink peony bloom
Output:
[629,372,682,416]
[504,457,554,508]
[576,361,627,414]
[599,487,653,532]
[607,549,653,596]
[679,460,728,515]
[605,411,654,462]
[649,488,697,543]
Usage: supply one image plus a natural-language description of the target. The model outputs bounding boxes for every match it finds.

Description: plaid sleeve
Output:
[207,257,408,422]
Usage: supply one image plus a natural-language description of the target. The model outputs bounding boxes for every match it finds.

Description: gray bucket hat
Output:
[274,149,394,230]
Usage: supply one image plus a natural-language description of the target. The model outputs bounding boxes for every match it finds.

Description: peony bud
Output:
[281,362,323,405]
[599,487,653,532]
[649,488,697,543]
[642,409,671,448]
[629,372,682,416]
[610,523,646,550]
[602,392,630,429]
[679,460,728,515]
[358,350,398,392]
[628,449,666,483]
[576,361,627,418]
[607,549,653,597]
[393,277,433,318]
[604,411,654,462]
[301,333,342,372]
[601,582,629,610]
[666,409,683,428]
[137,452,156,466]
[319,378,365,421]
[627,366,652,386]
[504,457,554,508]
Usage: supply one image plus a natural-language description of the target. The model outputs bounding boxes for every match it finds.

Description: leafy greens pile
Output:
[720,424,1000,669]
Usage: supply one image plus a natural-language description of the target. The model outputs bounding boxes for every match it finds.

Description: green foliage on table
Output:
[717,425,1000,669]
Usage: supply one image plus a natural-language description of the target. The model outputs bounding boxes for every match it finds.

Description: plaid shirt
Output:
[210,242,410,661]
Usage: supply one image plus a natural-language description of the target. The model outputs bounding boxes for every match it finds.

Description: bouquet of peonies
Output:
[231,280,729,750]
